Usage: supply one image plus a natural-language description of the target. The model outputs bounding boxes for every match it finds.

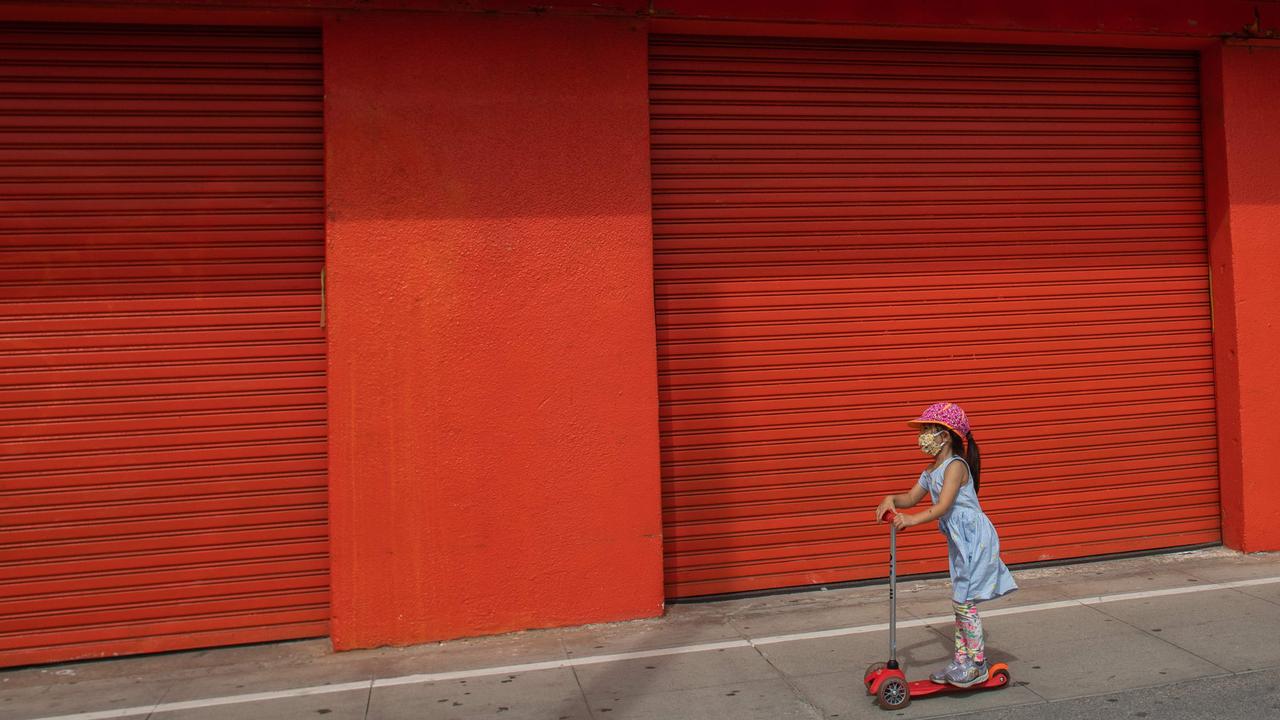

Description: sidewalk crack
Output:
[749,645,827,720]
[564,635,598,720]
[144,680,174,720]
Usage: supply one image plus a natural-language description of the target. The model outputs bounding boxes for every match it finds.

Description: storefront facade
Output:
[1,0,1278,668]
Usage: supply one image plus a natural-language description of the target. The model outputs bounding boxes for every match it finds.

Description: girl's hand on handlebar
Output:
[891,513,919,530]
[875,497,895,522]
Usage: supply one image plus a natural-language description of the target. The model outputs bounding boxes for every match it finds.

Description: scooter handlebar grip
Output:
[880,509,897,523]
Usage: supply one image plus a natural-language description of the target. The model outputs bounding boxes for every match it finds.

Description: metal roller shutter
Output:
[0,23,327,666]
[651,35,1219,599]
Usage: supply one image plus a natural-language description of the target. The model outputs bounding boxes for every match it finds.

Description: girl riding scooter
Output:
[874,402,1017,687]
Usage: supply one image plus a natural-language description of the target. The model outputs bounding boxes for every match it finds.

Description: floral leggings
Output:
[953,602,985,664]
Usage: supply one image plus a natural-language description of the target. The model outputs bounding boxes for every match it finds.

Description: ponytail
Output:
[965,431,981,494]
[947,429,982,494]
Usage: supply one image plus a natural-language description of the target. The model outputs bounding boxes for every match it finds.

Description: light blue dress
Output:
[917,456,1018,604]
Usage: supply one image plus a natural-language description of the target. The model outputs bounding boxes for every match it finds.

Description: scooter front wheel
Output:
[877,677,911,710]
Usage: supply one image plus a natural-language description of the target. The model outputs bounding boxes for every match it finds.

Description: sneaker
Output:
[945,659,990,688]
[930,659,964,684]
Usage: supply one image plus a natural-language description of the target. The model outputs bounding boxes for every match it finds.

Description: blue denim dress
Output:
[917,456,1018,604]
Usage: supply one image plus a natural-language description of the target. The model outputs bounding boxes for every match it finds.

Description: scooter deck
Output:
[904,662,1011,698]
[864,661,1011,709]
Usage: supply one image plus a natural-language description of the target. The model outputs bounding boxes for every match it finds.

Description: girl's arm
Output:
[893,461,966,528]
[875,482,927,522]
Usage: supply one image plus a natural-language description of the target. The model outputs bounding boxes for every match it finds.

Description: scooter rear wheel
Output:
[877,677,911,710]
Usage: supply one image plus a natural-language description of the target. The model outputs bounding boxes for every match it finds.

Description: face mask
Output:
[918,428,946,456]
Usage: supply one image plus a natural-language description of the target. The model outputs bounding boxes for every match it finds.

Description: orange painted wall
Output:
[1202,44,1280,553]
[323,12,663,649]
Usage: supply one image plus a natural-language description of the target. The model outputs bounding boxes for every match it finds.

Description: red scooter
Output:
[863,510,1011,710]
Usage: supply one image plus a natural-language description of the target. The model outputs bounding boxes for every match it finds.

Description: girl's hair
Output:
[947,429,982,494]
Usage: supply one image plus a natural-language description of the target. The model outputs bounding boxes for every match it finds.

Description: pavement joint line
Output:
[746,638,828,720]
[18,574,1280,720]
[361,679,373,720]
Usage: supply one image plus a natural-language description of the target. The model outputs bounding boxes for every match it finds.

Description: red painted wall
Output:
[323,11,663,649]
[1202,44,1280,553]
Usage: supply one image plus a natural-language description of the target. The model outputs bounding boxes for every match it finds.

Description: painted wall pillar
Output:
[1202,42,1280,553]
[323,11,664,649]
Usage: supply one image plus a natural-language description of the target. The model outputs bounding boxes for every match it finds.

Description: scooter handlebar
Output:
[880,509,897,523]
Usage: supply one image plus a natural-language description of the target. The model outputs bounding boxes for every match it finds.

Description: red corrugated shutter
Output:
[0,22,327,666]
[651,35,1219,599]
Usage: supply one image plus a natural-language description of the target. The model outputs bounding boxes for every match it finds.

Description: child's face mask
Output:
[918,428,947,456]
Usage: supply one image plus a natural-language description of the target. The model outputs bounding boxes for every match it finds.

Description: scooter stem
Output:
[889,521,897,667]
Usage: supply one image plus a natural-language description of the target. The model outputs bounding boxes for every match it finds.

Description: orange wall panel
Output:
[1203,44,1280,553]
[323,12,663,649]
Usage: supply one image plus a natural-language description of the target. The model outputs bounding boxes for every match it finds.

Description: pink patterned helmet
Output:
[907,402,971,437]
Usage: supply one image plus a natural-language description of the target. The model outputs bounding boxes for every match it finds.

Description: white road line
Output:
[22,574,1280,720]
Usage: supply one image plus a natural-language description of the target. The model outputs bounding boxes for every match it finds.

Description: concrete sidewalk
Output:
[3,547,1280,720]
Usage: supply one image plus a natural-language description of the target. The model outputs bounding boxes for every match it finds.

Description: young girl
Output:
[874,402,1017,687]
